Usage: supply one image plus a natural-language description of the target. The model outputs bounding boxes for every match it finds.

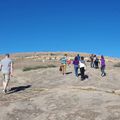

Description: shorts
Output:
[2,73,10,82]
[61,64,67,70]
[62,64,67,68]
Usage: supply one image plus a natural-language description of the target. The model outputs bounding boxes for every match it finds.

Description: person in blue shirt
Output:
[60,54,67,75]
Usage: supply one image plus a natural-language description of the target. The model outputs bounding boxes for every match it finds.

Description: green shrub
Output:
[23,64,57,71]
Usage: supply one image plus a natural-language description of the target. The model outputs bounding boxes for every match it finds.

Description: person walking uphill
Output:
[79,56,86,80]
[60,54,67,75]
[73,56,79,77]
[94,56,99,69]
[100,55,106,77]
[0,54,13,93]
[90,54,94,68]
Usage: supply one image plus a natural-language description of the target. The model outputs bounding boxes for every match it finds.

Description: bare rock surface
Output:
[0,53,120,120]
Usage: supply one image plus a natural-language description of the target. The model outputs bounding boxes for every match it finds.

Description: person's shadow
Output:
[84,75,89,79]
[65,72,72,75]
[78,73,81,76]
[7,85,31,94]
[78,73,89,81]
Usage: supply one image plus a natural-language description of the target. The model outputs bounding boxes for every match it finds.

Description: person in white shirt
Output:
[0,54,13,93]
[79,56,86,80]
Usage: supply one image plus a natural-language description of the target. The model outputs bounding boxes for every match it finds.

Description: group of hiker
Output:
[73,55,86,80]
[90,54,99,68]
[90,54,106,77]
[0,53,106,94]
[60,53,106,80]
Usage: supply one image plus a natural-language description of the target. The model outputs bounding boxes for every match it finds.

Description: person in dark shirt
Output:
[73,56,79,77]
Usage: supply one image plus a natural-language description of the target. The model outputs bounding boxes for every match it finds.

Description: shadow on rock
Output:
[65,72,72,75]
[7,85,31,94]
[85,75,89,79]
[81,75,89,81]
[78,73,81,76]
[78,73,89,79]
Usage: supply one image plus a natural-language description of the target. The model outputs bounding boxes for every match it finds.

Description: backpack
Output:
[95,58,99,62]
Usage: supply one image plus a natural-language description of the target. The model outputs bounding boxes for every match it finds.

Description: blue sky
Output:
[0,0,120,57]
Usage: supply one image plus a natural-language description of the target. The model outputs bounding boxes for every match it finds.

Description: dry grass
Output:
[23,64,57,71]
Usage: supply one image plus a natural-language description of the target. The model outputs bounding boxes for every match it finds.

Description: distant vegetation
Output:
[114,62,120,67]
[23,64,57,71]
